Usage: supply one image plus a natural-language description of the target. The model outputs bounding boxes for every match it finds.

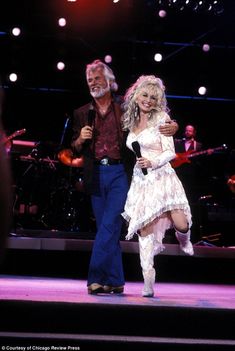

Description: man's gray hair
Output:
[86,59,118,92]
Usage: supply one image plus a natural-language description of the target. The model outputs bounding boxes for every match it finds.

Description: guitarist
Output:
[174,124,211,243]
[174,125,206,205]
[174,124,202,154]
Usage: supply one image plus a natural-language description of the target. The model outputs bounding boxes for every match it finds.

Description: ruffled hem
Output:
[123,203,192,241]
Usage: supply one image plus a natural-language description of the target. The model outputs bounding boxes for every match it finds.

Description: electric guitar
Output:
[171,144,227,169]
[2,128,26,153]
[4,128,27,143]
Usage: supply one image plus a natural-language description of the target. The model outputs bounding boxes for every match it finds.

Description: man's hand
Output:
[159,120,179,137]
[74,125,93,150]
[80,125,93,141]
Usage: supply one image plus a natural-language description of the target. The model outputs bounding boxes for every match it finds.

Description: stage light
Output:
[58,18,67,27]
[9,73,18,82]
[202,43,210,52]
[11,27,21,36]
[57,62,65,71]
[213,0,224,15]
[154,53,163,62]
[157,0,224,14]
[198,86,207,95]
[104,55,112,63]
[159,9,167,17]
[157,0,169,6]
[113,0,120,3]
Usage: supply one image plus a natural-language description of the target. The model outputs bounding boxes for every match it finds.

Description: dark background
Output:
[0,0,235,238]
[0,0,235,145]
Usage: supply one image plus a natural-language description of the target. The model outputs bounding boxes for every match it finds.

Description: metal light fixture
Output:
[157,0,224,15]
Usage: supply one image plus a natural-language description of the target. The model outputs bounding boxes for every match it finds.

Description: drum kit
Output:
[10,136,94,233]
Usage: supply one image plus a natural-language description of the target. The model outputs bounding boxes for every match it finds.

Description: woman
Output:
[122,75,194,297]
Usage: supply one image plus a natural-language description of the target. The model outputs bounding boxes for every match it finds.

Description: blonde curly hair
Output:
[122,75,169,131]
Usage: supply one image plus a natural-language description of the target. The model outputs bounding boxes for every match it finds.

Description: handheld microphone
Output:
[88,107,96,127]
[132,141,148,175]
[85,108,96,146]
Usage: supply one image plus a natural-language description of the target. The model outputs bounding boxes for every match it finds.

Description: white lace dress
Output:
[122,112,192,248]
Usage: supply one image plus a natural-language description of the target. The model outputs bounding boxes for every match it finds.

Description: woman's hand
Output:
[136,157,152,169]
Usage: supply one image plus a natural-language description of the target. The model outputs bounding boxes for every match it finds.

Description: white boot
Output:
[138,234,156,297]
[175,229,194,256]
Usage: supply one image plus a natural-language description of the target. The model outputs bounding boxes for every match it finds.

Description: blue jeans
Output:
[87,163,128,287]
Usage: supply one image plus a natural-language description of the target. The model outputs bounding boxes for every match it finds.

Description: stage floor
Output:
[1,274,235,310]
[1,275,235,350]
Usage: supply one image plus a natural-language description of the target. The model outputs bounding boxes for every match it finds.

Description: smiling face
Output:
[136,85,158,114]
[87,67,110,99]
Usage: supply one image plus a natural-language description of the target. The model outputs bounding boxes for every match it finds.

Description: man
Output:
[72,59,178,294]
[174,124,202,154]
[174,124,204,203]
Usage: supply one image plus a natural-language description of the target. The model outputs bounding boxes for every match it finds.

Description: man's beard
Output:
[90,85,110,99]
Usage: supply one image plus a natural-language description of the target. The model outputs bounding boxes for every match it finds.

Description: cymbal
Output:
[58,149,84,168]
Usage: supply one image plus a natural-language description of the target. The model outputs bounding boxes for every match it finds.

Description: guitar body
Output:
[171,144,227,169]
[171,151,192,168]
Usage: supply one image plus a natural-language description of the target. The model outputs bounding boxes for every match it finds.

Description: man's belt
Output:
[94,157,122,166]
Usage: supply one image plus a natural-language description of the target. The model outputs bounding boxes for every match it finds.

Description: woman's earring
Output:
[134,103,140,120]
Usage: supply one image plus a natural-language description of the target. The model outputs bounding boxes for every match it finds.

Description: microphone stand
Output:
[59,114,70,147]
[58,114,79,231]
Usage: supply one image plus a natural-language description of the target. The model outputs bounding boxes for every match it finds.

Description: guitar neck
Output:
[6,128,26,142]
[188,146,225,158]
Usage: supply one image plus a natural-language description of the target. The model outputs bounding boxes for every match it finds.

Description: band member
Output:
[174,124,207,204]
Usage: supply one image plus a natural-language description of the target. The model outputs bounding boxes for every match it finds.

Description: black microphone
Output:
[88,107,96,127]
[132,141,148,175]
[85,107,96,146]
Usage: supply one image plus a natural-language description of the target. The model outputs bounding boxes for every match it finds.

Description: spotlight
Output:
[57,62,65,70]
[198,86,207,95]
[58,18,67,27]
[159,9,167,17]
[104,55,112,63]
[154,53,163,62]
[9,73,18,82]
[202,43,210,52]
[11,27,21,36]
[213,1,224,15]
[189,0,199,11]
